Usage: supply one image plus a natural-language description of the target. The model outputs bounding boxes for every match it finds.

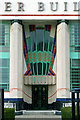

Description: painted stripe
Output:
[27,71,32,76]
[52,30,56,53]
[24,41,30,68]
[5,88,70,100]
[49,29,56,71]
[48,88,70,99]
[49,68,56,76]
[54,49,56,59]
[24,68,32,75]
[23,26,28,53]
[9,88,32,99]
[23,25,31,74]
[50,47,56,68]
[1,14,80,16]
[56,98,72,101]
[24,68,30,75]
[4,98,23,101]
[48,72,52,76]
[48,69,56,76]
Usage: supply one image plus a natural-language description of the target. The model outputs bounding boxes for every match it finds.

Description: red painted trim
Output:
[24,67,30,75]
[48,88,70,99]
[10,88,32,99]
[0,14,80,16]
[48,72,52,76]
[49,68,56,76]
[23,37,30,69]
[5,88,32,99]
[50,42,56,68]
[5,87,70,99]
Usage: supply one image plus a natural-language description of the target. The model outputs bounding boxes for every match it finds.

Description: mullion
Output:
[30,36,35,75]
[49,37,53,69]
[30,32,35,75]
[45,32,50,75]
[42,30,45,75]
[27,39,31,70]
[35,29,38,75]
[44,30,47,76]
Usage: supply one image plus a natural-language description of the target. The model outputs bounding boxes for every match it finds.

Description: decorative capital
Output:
[11,20,22,25]
[57,20,69,25]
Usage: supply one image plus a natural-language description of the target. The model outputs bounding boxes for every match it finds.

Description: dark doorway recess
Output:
[32,85,48,110]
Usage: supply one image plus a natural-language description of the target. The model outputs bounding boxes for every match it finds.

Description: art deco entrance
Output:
[32,85,48,110]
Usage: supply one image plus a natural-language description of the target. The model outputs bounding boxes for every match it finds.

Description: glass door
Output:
[32,85,48,110]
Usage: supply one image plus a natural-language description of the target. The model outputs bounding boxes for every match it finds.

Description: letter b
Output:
[38,2,44,11]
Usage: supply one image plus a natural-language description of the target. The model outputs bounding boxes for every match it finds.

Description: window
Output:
[36,28,44,51]
[70,21,80,91]
[25,25,55,75]
[0,21,10,91]
[0,23,10,46]
[0,24,5,45]
[70,22,80,52]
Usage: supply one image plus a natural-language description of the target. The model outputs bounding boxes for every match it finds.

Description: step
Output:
[20,110,61,115]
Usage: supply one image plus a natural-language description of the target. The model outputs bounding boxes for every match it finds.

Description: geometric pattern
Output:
[23,25,32,76]
[48,29,56,76]
[24,25,56,76]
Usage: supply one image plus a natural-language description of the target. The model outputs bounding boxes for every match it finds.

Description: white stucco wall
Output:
[56,22,70,98]
[23,85,32,104]
[9,22,24,98]
[48,85,57,103]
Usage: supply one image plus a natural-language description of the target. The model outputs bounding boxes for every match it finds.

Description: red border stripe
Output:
[6,88,32,99]
[48,88,70,99]
[0,14,80,16]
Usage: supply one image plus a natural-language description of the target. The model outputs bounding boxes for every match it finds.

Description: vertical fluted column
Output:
[57,20,70,98]
[10,20,24,98]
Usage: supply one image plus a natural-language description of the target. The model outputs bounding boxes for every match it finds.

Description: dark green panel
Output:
[32,85,48,110]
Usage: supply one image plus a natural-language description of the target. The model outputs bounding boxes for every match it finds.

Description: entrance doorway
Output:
[32,85,48,110]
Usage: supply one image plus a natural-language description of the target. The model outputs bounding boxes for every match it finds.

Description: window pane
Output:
[46,63,49,75]
[30,31,36,51]
[38,63,42,75]
[72,59,80,67]
[0,24,5,45]
[26,37,31,52]
[36,29,44,51]
[34,63,37,75]
[70,22,80,52]
[30,63,33,75]
[0,59,9,67]
[43,63,46,75]
[44,31,50,51]
[49,37,54,51]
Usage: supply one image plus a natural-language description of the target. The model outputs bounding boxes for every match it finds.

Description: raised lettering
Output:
[64,2,67,11]
[18,2,24,11]
[50,2,58,11]
[5,2,11,11]
[73,2,79,11]
[38,2,44,11]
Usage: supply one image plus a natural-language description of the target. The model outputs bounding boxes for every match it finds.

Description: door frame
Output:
[32,85,48,110]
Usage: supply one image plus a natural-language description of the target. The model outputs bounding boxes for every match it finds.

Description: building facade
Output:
[0,0,80,110]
